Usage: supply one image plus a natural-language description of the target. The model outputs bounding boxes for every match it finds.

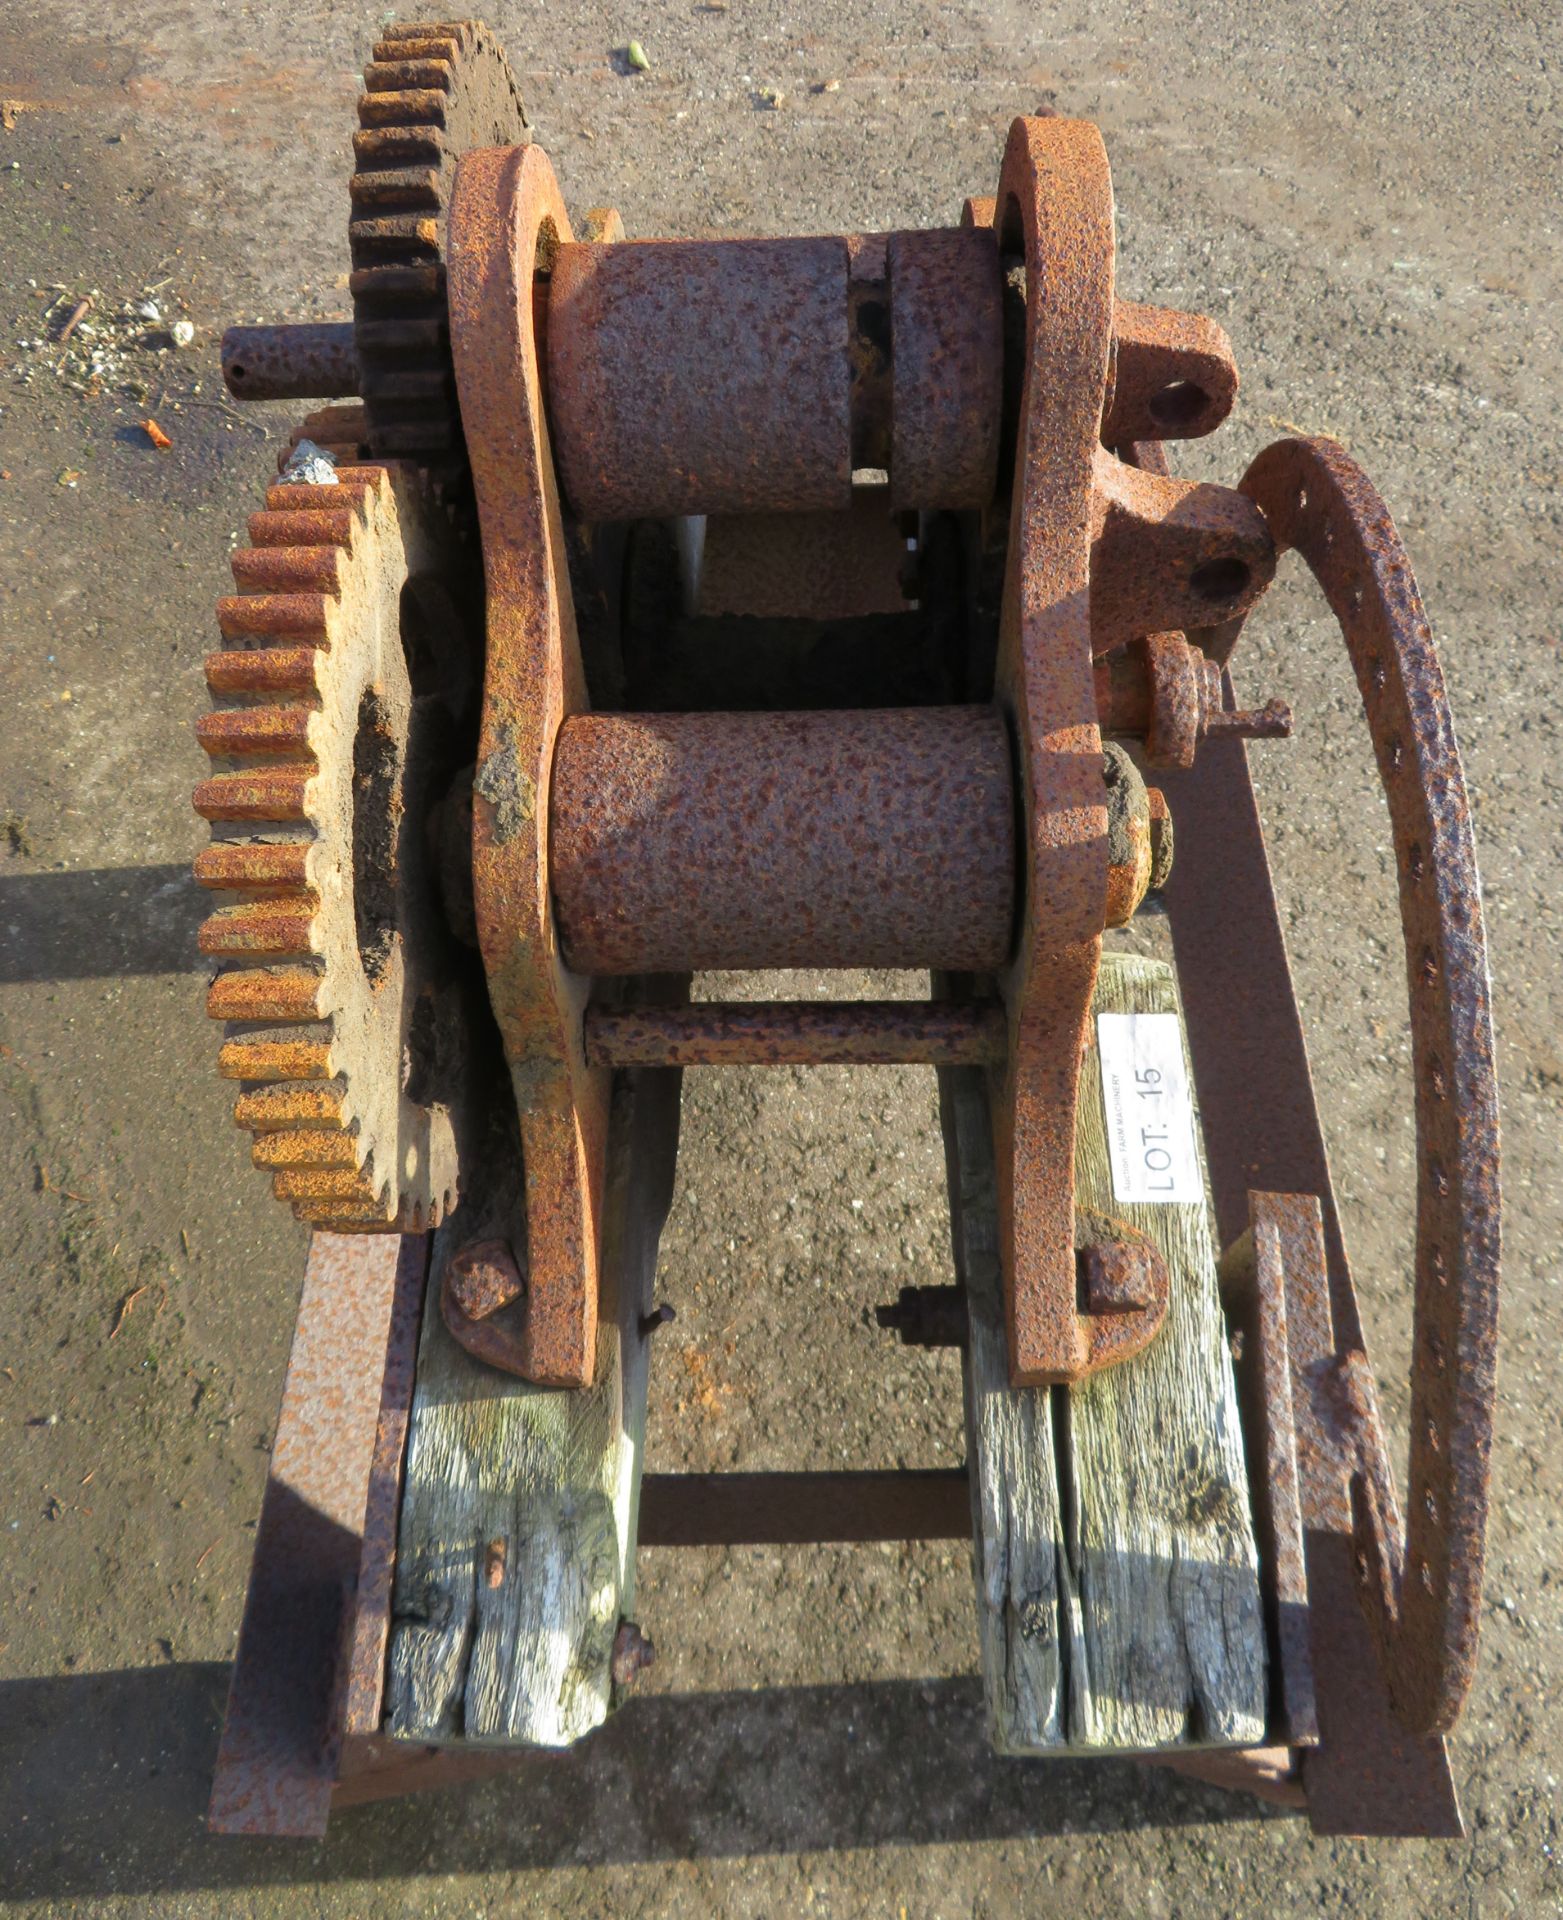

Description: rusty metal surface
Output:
[194,460,478,1234]
[222,322,359,401]
[445,1236,525,1318]
[550,707,1016,975]
[438,1234,535,1376]
[1142,630,1205,769]
[1101,741,1158,927]
[887,225,1003,508]
[278,403,372,464]
[349,21,531,460]
[1157,729,1461,1835]
[1242,435,1500,1740]
[548,236,853,519]
[1219,1200,1319,1748]
[341,1234,431,1738]
[1267,1187,1464,1837]
[193,50,1498,1835]
[1094,632,1292,767]
[1079,1234,1160,1312]
[695,496,914,620]
[330,1719,1307,1821]
[638,1469,972,1545]
[333,1733,527,1811]
[1145,785,1173,892]
[845,230,892,469]
[585,998,1009,1068]
[973,188,1245,453]
[1073,1209,1170,1369]
[1103,299,1240,445]
[1152,1747,1306,1810]
[450,142,606,1389]
[1090,451,1275,651]
[209,1233,421,1836]
[987,116,1112,1386]
[610,1621,657,1689]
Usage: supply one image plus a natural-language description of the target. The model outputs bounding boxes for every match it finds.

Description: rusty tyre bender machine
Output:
[199,21,1499,1840]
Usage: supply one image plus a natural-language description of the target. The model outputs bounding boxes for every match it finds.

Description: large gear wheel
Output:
[193,459,482,1231]
[349,19,531,461]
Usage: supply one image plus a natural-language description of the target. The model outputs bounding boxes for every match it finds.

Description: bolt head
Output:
[1081,1239,1159,1313]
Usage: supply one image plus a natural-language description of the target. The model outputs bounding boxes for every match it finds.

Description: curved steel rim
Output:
[1242,433,1500,1737]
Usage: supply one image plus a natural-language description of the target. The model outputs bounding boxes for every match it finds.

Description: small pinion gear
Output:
[350,19,531,461]
[194,459,481,1230]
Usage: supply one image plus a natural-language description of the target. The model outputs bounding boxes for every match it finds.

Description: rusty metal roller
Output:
[546,237,856,520]
[549,706,1016,974]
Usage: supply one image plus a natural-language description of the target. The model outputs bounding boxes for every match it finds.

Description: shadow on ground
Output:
[1,1662,1274,1897]
[0,865,205,980]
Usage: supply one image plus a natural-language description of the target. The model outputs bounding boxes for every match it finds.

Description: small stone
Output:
[170,319,195,348]
[279,439,338,487]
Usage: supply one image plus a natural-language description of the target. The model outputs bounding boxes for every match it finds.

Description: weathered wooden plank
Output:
[944,1063,1070,1751]
[955,951,1268,1753]
[383,1068,680,1747]
[1066,951,1266,1748]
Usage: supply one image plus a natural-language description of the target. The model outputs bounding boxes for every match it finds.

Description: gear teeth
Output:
[293,1203,400,1231]
[230,545,345,595]
[363,58,456,94]
[234,1084,346,1131]
[252,1129,361,1171]
[358,89,452,130]
[204,648,325,700]
[366,417,458,456]
[372,41,463,70]
[262,480,375,514]
[216,593,333,643]
[349,166,444,213]
[350,20,529,462]
[272,1165,383,1204]
[354,129,450,175]
[194,841,314,894]
[354,316,447,359]
[249,508,358,548]
[282,1181,448,1232]
[284,406,373,465]
[360,367,451,404]
[376,19,476,39]
[349,265,446,309]
[207,967,325,1022]
[332,465,404,488]
[194,767,313,823]
[199,901,319,960]
[218,1037,333,1082]
[351,214,442,264]
[199,446,469,1233]
[196,704,316,760]
[373,30,467,60]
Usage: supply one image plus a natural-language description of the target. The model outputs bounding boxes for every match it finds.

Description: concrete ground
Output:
[0,1,1558,1914]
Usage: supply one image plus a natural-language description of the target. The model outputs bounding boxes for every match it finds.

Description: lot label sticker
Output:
[1096,1011,1203,1206]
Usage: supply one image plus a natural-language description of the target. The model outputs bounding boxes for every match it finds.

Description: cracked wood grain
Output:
[954,951,1267,1753]
[383,1069,679,1746]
